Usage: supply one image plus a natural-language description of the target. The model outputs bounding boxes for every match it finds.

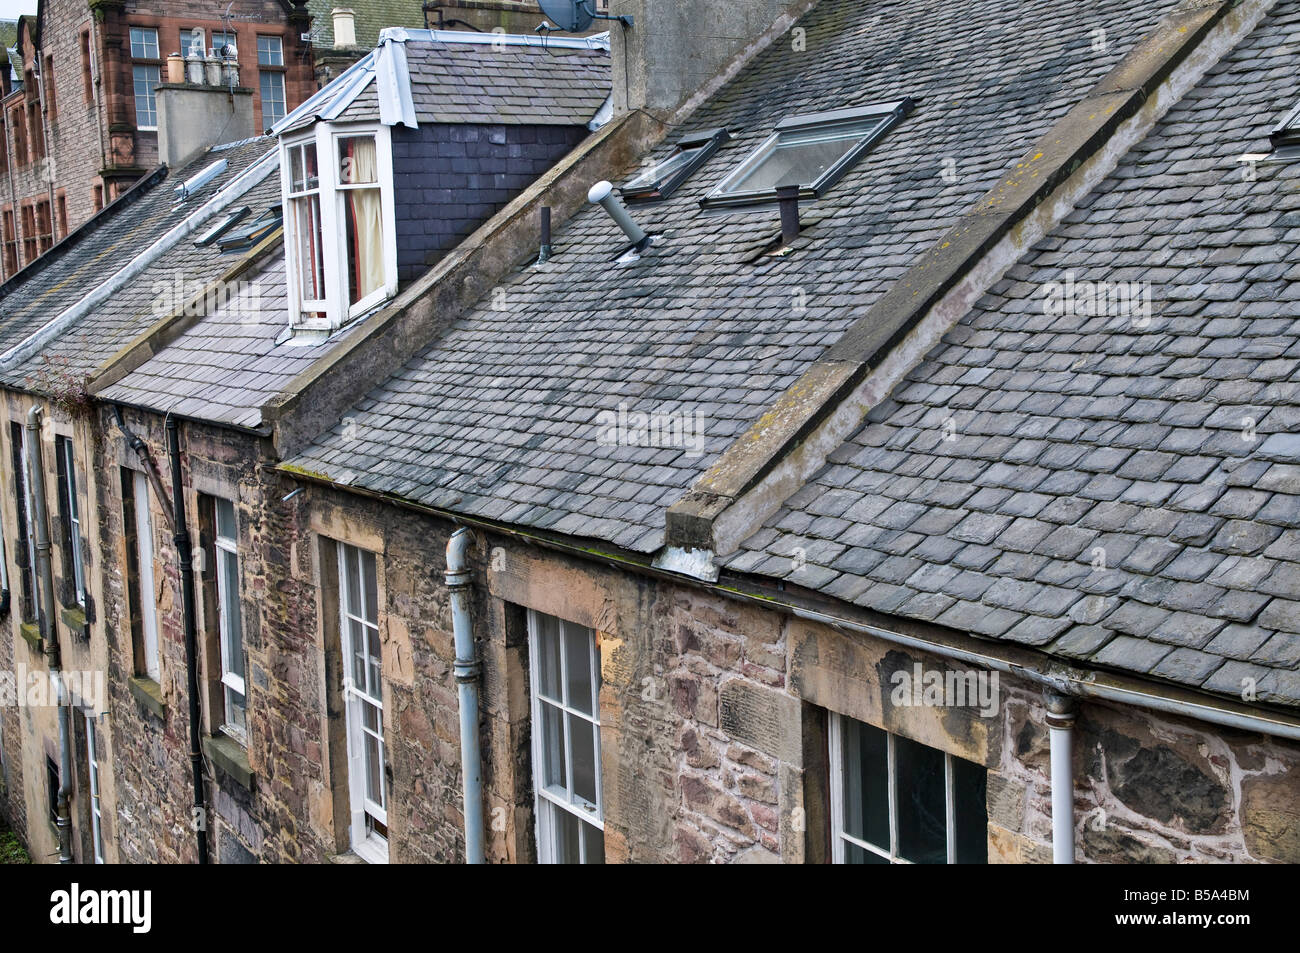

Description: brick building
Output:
[1,0,1299,868]
[0,0,315,283]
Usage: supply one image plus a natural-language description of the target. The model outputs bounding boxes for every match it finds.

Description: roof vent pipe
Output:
[587,181,651,252]
[777,184,800,246]
[538,206,553,264]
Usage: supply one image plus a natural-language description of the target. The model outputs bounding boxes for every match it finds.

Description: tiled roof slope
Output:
[99,248,336,429]
[0,138,276,392]
[289,0,1179,553]
[338,41,610,125]
[727,3,1300,707]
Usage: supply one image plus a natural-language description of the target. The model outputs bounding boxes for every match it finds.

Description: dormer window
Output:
[281,122,397,330]
[701,100,913,209]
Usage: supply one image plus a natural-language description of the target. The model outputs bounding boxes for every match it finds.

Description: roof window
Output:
[701,100,913,209]
[215,206,282,251]
[194,206,250,247]
[1269,101,1300,161]
[621,128,730,202]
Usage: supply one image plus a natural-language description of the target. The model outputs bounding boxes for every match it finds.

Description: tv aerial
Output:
[537,0,633,32]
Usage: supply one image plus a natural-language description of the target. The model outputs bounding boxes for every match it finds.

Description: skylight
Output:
[1270,101,1300,160]
[702,100,913,208]
[621,128,730,202]
[215,207,283,251]
[194,206,250,247]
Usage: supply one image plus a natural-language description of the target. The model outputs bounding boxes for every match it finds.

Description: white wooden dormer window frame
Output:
[280,121,397,332]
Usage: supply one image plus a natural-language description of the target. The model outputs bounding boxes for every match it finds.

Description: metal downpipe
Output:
[1045,691,1078,865]
[445,528,484,864]
[26,406,72,863]
[167,417,208,865]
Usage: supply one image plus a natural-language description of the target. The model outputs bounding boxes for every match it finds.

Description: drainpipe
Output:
[166,416,207,864]
[25,405,72,862]
[1045,690,1077,865]
[445,528,484,864]
[112,405,175,532]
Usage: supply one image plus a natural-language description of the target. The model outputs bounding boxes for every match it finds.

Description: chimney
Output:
[332,8,358,48]
[156,80,255,169]
[612,0,810,117]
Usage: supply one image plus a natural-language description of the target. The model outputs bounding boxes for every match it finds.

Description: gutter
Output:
[274,464,1300,744]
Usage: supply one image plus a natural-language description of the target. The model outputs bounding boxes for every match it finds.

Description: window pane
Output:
[844,840,889,864]
[344,545,360,615]
[226,685,246,734]
[551,803,581,863]
[260,71,286,127]
[215,497,237,540]
[180,29,205,58]
[569,714,597,805]
[365,726,383,804]
[895,734,947,864]
[350,618,367,687]
[726,118,887,195]
[840,717,889,850]
[362,550,378,623]
[581,819,604,864]
[290,142,319,193]
[130,28,158,59]
[951,755,988,864]
[343,191,383,305]
[624,145,703,191]
[535,613,561,700]
[540,702,566,791]
[133,65,160,128]
[257,35,284,67]
[220,550,243,675]
[339,136,378,184]
[292,195,325,302]
[563,622,593,715]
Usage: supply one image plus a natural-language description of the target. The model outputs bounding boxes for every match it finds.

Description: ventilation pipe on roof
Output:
[776,184,800,246]
[446,528,485,863]
[537,206,553,264]
[587,181,651,252]
[25,406,72,864]
[1045,690,1077,865]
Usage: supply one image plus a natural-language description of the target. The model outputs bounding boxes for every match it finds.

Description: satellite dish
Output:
[538,0,595,33]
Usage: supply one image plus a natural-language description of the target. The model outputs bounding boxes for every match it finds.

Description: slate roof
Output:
[99,245,337,429]
[0,137,277,394]
[307,0,426,50]
[726,3,1300,707]
[288,0,1180,553]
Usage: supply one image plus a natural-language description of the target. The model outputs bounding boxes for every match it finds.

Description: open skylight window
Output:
[702,100,913,209]
[194,206,250,247]
[215,206,283,251]
[620,128,730,202]
[1269,101,1300,161]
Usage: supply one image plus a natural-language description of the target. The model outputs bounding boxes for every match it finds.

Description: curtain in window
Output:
[342,137,383,304]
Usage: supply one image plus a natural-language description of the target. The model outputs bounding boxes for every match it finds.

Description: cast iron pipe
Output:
[167,416,208,864]
[446,528,484,863]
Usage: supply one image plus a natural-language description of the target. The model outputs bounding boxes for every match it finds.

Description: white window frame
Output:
[279,122,397,331]
[527,609,604,864]
[337,542,388,864]
[129,28,161,131]
[213,498,246,743]
[85,711,105,864]
[132,471,160,682]
[828,712,984,865]
[259,70,286,128]
[57,436,86,607]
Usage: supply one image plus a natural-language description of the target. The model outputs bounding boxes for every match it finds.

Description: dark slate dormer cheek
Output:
[389,122,588,286]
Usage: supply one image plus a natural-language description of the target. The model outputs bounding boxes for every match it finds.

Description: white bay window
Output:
[281,123,396,330]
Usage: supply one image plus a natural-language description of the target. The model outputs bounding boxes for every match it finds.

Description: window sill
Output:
[59,605,89,639]
[202,733,255,791]
[351,837,389,865]
[327,850,368,865]
[128,675,165,719]
[18,621,42,653]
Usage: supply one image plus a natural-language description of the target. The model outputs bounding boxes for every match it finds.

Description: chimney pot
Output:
[333,8,358,48]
